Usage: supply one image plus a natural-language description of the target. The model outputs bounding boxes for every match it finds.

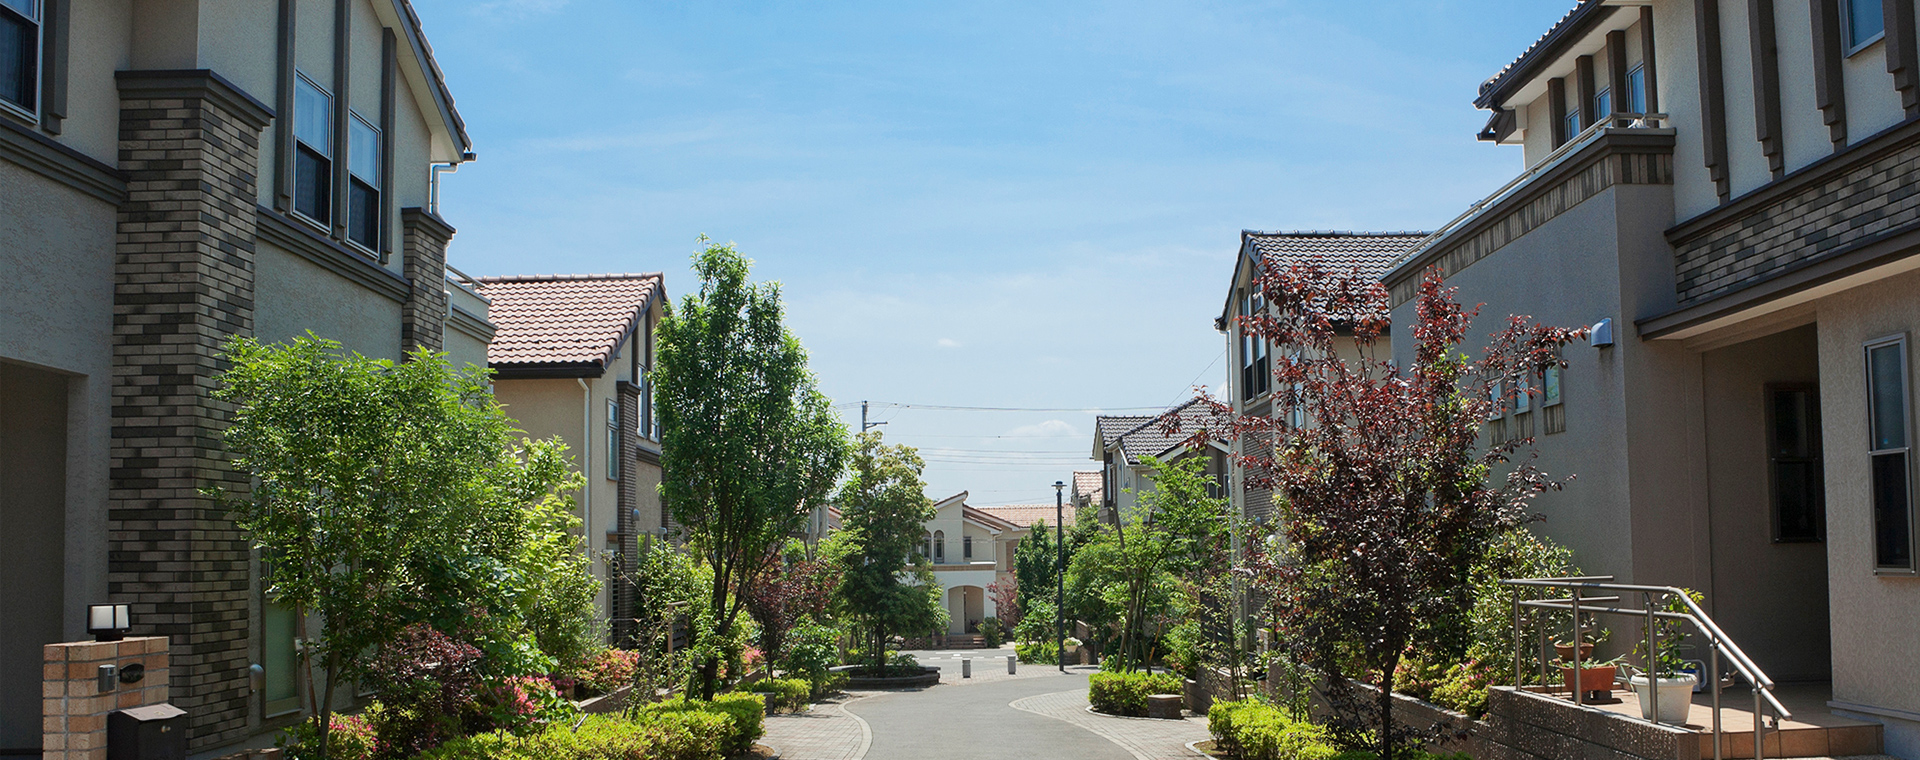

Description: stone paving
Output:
[761,694,871,760]
[1010,688,1211,760]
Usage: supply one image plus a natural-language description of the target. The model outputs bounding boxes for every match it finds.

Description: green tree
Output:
[1013,505,1101,647]
[1104,456,1229,669]
[657,240,850,699]
[829,431,946,674]
[216,335,592,758]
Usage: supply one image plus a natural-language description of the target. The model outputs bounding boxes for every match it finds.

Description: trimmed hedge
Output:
[745,678,811,712]
[1205,699,1471,760]
[637,694,765,758]
[1088,671,1184,717]
[416,712,729,760]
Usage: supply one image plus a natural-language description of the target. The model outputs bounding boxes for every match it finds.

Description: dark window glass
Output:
[347,115,380,249]
[0,1,36,112]
[1874,452,1912,568]
[348,179,378,249]
[293,75,332,224]
[294,145,330,222]
[1847,0,1885,50]
[1871,344,1907,450]
[1768,388,1824,542]
[1627,67,1647,114]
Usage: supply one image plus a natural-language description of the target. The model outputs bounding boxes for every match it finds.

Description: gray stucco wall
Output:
[253,242,405,360]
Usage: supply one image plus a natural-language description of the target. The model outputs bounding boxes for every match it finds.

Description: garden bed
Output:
[576,683,635,715]
[830,664,941,689]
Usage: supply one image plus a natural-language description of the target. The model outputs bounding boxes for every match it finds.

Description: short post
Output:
[1646,591,1658,724]
[962,658,972,679]
[1008,655,1016,675]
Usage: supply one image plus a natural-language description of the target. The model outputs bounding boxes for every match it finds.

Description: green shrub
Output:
[1015,640,1058,664]
[1205,699,1338,760]
[637,694,766,758]
[980,617,1004,648]
[418,713,723,760]
[745,678,812,712]
[816,671,850,698]
[642,711,731,760]
[1088,671,1184,717]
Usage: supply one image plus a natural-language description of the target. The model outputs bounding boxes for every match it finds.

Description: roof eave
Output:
[1474,3,1622,112]
[490,361,607,379]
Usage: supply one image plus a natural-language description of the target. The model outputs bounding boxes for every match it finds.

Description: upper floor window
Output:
[932,530,945,564]
[1564,109,1581,143]
[1626,66,1647,114]
[1594,88,1612,121]
[347,113,381,251]
[963,535,973,560]
[1867,336,1913,572]
[293,74,333,225]
[1240,291,1270,400]
[1845,0,1885,53]
[606,398,620,480]
[0,0,38,116]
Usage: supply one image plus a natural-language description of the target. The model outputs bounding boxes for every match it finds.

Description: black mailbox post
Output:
[107,703,187,760]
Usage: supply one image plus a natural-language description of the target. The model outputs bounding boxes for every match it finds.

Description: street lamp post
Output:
[1054,480,1066,673]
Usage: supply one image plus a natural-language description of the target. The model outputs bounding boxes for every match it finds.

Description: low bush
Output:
[280,713,379,760]
[636,693,766,758]
[1015,640,1058,665]
[417,713,729,760]
[980,617,1004,648]
[1088,671,1184,717]
[814,671,850,698]
[745,678,811,712]
[575,648,641,695]
[1206,699,1337,760]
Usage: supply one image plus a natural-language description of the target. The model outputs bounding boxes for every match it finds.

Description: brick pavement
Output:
[1010,688,1210,760]
[762,694,871,760]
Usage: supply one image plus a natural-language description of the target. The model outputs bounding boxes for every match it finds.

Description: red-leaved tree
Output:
[743,550,841,671]
[1174,264,1583,759]
[987,578,1020,633]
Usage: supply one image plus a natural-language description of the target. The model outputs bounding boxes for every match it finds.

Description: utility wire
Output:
[864,402,1167,412]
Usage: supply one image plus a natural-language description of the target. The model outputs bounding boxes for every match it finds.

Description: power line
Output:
[864,401,1168,412]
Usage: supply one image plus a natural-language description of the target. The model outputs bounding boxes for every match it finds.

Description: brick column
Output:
[43,637,171,760]
[400,207,454,353]
[111,70,274,750]
[614,381,642,646]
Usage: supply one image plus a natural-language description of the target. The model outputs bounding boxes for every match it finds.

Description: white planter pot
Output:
[1628,674,1698,725]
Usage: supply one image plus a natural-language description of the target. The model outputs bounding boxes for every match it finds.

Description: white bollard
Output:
[1008,655,1017,675]
[962,658,972,679]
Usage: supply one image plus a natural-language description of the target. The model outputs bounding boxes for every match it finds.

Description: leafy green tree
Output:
[1013,505,1101,646]
[216,335,591,758]
[657,240,850,699]
[1103,456,1229,669]
[829,431,946,674]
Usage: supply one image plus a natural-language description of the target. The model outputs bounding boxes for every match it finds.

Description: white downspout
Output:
[579,378,593,540]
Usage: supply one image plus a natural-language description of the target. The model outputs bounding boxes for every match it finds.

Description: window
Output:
[1543,361,1566,435]
[347,113,381,251]
[963,535,973,560]
[606,398,620,480]
[1844,0,1886,53]
[1867,337,1913,571]
[1594,88,1612,122]
[1485,380,1507,445]
[293,74,333,224]
[1240,291,1270,400]
[0,0,37,116]
[932,530,945,564]
[1626,65,1647,114]
[1768,386,1824,542]
[1565,109,1581,142]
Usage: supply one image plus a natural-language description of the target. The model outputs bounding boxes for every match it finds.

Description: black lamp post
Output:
[1054,480,1066,672]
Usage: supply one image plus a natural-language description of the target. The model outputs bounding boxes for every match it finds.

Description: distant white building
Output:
[918,492,1075,636]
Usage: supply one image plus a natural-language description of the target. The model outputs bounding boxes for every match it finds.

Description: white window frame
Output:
[345,110,381,255]
[606,398,620,481]
[291,71,334,229]
[1626,65,1647,115]
[1594,88,1612,122]
[1866,334,1916,574]
[0,0,42,122]
[1564,109,1581,143]
[1843,0,1887,56]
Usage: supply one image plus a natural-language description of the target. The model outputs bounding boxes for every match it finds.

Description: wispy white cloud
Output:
[1005,419,1081,438]
[936,337,961,348]
[472,0,568,19]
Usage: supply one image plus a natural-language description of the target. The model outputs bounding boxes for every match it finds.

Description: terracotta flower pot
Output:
[1557,664,1617,698]
[1553,641,1596,661]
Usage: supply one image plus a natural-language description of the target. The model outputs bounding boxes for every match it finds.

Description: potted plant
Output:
[1628,589,1702,725]
[1553,611,1608,662]
[1551,612,1616,701]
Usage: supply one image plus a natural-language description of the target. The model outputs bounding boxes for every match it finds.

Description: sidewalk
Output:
[1010,688,1210,760]
[762,694,871,760]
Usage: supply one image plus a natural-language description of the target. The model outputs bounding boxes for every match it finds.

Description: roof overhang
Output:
[490,362,605,379]
[1476,3,1643,114]
[375,0,472,162]
[1639,224,1920,342]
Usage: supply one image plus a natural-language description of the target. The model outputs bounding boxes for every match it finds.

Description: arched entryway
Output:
[946,585,985,634]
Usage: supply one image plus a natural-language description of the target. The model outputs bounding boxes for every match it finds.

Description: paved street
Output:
[762,654,1210,760]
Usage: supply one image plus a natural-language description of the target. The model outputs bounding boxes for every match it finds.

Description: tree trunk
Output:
[316,646,341,760]
[1378,654,1398,760]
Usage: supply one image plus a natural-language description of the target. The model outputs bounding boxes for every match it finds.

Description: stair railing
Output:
[1502,576,1790,760]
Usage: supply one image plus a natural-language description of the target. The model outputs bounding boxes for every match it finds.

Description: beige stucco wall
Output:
[253,242,405,360]
[1811,269,1920,754]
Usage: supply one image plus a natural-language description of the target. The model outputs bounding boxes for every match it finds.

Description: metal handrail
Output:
[1390,112,1672,276]
[1503,576,1788,760]
[444,264,490,303]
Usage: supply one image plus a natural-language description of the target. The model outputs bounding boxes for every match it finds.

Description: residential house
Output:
[1070,469,1103,513]
[918,492,1039,636]
[0,0,480,749]
[1385,0,1920,753]
[1214,231,1423,524]
[1091,398,1232,524]
[475,273,667,649]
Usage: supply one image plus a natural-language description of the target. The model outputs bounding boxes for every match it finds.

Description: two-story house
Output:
[0,0,484,750]
[1385,0,1920,753]
[1090,398,1229,524]
[1214,231,1421,524]
[474,273,668,650]
[917,492,1045,638]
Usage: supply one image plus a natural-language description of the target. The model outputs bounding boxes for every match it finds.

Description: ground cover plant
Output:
[1089,671,1185,717]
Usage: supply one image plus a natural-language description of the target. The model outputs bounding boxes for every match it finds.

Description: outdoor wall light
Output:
[1589,318,1615,348]
[88,603,132,642]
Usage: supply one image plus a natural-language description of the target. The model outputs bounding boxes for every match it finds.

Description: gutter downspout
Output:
[579,378,593,541]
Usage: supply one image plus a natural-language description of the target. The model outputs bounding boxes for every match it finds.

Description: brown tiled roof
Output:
[476,273,663,369]
[976,505,1075,530]
[1071,470,1103,502]
[1242,231,1430,282]
[962,505,1021,532]
[1115,397,1215,464]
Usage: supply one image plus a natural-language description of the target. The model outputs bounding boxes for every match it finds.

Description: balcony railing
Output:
[1393,112,1671,273]
[445,263,489,303]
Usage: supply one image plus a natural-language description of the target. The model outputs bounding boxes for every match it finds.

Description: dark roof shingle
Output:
[476,273,663,368]
[1115,397,1215,464]
[1242,231,1431,281]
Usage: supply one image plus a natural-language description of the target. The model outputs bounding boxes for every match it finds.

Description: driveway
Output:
[848,668,1132,760]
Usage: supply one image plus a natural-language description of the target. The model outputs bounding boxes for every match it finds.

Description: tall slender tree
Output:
[657,240,850,699]
[830,431,945,674]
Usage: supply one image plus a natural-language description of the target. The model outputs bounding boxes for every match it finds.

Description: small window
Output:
[1542,362,1566,435]
[963,535,973,560]
[1565,109,1581,142]
[1867,337,1913,571]
[933,530,945,564]
[1594,88,1612,122]
[346,113,381,251]
[1768,386,1824,542]
[0,0,38,116]
[606,398,620,480]
[1626,66,1647,114]
[292,74,333,224]
[1845,0,1886,53]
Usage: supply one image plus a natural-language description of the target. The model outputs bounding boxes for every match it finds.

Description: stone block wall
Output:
[614,381,641,647]
[42,637,170,760]
[400,208,454,353]
[1674,128,1920,304]
[110,69,274,750]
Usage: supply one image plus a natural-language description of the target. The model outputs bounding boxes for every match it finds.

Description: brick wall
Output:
[1674,132,1920,304]
[42,637,171,760]
[400,208,454,353]
[110,70,273,750]
[614,382,641,646]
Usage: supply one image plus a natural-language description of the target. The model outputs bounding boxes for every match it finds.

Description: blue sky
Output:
[416,0,1576,504]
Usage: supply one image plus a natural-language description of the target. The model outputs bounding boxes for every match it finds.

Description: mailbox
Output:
[107,703,187,760]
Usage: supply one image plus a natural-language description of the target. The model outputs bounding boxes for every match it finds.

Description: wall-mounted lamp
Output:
[1589,318,1615,348]
[87,603,132,642]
